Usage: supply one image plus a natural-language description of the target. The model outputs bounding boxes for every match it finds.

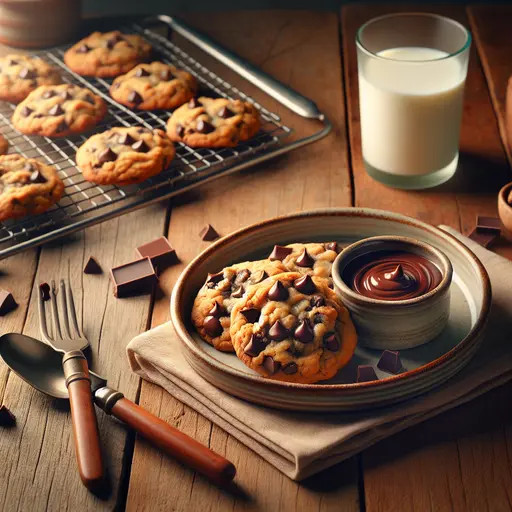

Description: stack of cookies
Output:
[0,30,262,222]
[192,242,358,384]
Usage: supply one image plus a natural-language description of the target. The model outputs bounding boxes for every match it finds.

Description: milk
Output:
[358,47,466,176]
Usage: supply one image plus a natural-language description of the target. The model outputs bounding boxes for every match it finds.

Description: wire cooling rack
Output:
[0,16,331,260]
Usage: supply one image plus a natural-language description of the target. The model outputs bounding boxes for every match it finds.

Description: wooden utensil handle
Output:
[111,398,236,486]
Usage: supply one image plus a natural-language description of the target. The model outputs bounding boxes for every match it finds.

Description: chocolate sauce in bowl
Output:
[342,250,443,301]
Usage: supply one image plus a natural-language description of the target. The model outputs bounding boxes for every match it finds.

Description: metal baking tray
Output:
[0,15,331,260]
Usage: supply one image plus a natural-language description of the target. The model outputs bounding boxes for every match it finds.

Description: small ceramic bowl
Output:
[498,181,512,241]
[332,235,453,350]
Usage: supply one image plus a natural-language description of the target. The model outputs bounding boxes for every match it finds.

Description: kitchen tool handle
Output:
[111,397,236,486]
[63,352,104,490]
[147,15,324,120]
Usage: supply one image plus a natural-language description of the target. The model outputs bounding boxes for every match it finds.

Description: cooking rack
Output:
[0,15,331,260]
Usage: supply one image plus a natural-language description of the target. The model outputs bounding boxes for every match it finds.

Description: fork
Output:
[38,278,104,490]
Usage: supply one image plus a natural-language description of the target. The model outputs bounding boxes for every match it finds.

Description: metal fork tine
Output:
[59,280,72,339]
[38,283,51,343]
[50,280,62,341]
[64,279,82,338]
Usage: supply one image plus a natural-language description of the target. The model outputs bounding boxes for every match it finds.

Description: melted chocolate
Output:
[342,250,442,301]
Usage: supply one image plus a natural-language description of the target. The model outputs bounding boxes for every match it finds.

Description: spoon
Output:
[0,333,236,487]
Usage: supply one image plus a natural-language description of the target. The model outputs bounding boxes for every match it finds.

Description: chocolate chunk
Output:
[76,44,90,53]
[175,124,185,137]
[188,98,200,109]
[0,406,16,427]
[294,319,314,343]
[234,269,251,285]
[97,148,117,164]
[296,248,315,268]
[268,280,289,301]
[42,90,56,99]
[61,90,73,101]
[244,333,267,357]
[268,320,289,341]
[294,275,316,294]
[18,68,35,79]
[476,215,501,234]
[208,302,227,319]
[106,34,123,49]
[206,271,224,287]
[310,295,325,308]
[199,224,219,241]
[323,333,339,351]
[118,133,135,145]
[160,69,173,81]
[84,256,102,275]
[262,356,281,375]
[217,106,234,119]
[240,308,260,323]
[30,170,46,184]
[283,362,298,375]
[136,236,177,270]
[21,106,33,117]
[377,350,403,374]
[128,91,143,105]
[196,119,214,134]
[55,121,68,133]
[313,313,323,324]
[203,315,223,337]
[269,245,293,261]
[0,290,17,316]
[48,104,64,116]
[135,67,150,77]
[39,282,51,301]
[468,228,498,248]
[131,140,149,153]
[357,365,378,383]
[251,270,268,284]
[110,257,157,298]
[325,242,339,253]
[6,58,18,66]
[231,286,244,299]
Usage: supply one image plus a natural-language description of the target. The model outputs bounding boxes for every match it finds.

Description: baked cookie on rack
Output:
[12,84,107,138]
[166,97,261,148]
[0,54,62,103]
[64,31,152,78]
[0,134,8,156]
[110,62,197,110]
[191,259,288,352]
[76,126,175,186]
[0,154,64,222]
[230,272,357,384]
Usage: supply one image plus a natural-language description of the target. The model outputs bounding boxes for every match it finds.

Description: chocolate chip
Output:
[21,106,33,117]
[61,90,73,101]
[294,319,314,343]
[128,91,143,105]
[269,245,293,261]
[357,365,378,383]
[6,58,18,66]
[268,280,289,301]
[135,67,150,77]
[0,290,17,316]
[160,69,173,81]
[296,248,315,268]
[76,44,90,53]
[250,270,268,284]
[325,242,339,253]
[18,68,35,79]
[208,302,227,319]
[283,362,298,375]
[294,275,316,295]
[206,271,224,287]
[131,140,149,153]
[217,106,234,119]
[97,148,117,164]
[377,350,403,374]
[268,320,289,341]
[189,98,200,109]
[310,295,325,308]
[39,282,51,301]
[244,333,267,357]
[0,405,16,427]
[199,224,219,242]
[203,315,222,337]
[55,121,68,133]
[106,34,123,49]
[42,90,56,99]
[118,133,135,145]
[196,119,214,134]
[23,162,34,172]
[176,124,185,137]
[30,171,46,184]
[240,308,260,323]
[83,256,102,275]
[231,286,244,299]
[324,333,339,351]
[84,95,95,104]
[234,269,251,285]
[263,356,281,375]
[48,104,64,116]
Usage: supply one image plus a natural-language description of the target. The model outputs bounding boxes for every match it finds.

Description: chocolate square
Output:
[136,237,177,270]
[377,350,403,374]
[357,365,378,383]
[0,290,17,316]
[476,215,501,234]
[110,257,157,298]
[468,228,498,248]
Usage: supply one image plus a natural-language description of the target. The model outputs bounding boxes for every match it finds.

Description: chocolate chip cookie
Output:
[0,154,64,222]
[64,31,152,78]
[269,242,341,279]
[0,55,62,104]
[110,62,197,110]
[191,259,288,352]
[167,97,261,148]
[0,135,8,156]
[76,126,175,186]
[12,84,107,138]
[230,272,357,384]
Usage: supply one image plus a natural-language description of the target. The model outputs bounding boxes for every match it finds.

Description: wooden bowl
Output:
[498,181,512,240]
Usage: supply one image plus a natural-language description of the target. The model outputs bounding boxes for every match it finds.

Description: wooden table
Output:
[1,5,512,511]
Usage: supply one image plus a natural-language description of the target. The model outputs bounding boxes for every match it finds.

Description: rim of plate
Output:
[170,208,491,391]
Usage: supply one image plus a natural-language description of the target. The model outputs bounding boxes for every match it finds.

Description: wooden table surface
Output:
[1,5,512,511]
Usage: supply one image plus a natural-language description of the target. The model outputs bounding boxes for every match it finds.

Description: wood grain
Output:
[127,10,360,512]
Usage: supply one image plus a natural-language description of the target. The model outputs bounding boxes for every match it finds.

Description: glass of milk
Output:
[356,13,471,189]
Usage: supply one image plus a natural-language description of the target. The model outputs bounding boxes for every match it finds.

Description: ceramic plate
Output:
[170,208,491,411]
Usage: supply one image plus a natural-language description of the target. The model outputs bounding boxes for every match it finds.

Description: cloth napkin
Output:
[127,227,512,481]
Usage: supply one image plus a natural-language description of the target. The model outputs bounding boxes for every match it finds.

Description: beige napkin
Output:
[127,227,512,481]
